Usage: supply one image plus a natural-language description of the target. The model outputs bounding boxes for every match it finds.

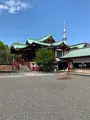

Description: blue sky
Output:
[0,0,90,46]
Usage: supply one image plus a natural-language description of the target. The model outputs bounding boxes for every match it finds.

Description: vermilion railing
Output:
[12,60,39,72]
[12,61,19,70]
[24,61,30,70]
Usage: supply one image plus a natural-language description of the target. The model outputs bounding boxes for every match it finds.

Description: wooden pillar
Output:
[68,60,70,70]
[54,47,56,58]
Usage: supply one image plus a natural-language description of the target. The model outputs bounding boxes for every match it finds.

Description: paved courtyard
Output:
[0,74,90,120]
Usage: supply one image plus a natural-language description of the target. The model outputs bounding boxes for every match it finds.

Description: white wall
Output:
[63,50,69,56]
[70,61,73,68]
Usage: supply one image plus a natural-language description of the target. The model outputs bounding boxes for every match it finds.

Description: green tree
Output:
[8,53,13,63]
[35,48,55,72]
[0,41,13,64]
[0,50,7,64]
[0,41,6,50]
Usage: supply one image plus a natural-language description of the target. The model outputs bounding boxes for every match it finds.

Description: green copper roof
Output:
[27,38,70,47]
[27,39,70,47]
[52,40,65,46]
[12,45,28,49]
[39,33,52,42]
[39,33,51,42]
[27,39,51,46]
[52,40,70,48]
[27,34,51,43]
[61,48,90,59]
[70,43,85,49]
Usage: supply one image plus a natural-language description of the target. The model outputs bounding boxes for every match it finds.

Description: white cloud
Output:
[0,0,31,13]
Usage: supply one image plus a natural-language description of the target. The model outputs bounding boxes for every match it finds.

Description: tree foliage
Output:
[0,50,7,64]
[0,41,7,50]
[0,41,13,64]
[35,48,55,72]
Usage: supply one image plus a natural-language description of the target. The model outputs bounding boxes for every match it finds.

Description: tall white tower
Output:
[62,20,67,43]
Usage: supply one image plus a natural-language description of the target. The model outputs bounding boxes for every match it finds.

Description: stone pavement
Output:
[0,71,90,79]
[0,72,54,78]
[0,75,90,120]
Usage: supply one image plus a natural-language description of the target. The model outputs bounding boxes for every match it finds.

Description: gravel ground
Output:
[0,75,90,120]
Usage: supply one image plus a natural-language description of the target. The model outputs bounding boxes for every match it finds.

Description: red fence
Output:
[12,61,19,70]
[12,60,39,72]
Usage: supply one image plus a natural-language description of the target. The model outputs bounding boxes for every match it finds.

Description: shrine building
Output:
[10,23,90,73]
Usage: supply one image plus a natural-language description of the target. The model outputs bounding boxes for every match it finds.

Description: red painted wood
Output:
[12,61,19,70]
[54,47,56,57]
[68,60,70,70]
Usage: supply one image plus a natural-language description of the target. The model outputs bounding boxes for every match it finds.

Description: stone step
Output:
[19,65,31,72]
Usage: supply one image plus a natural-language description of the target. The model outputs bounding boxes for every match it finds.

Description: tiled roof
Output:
[61,48,90,58]
[11,34,70,50]
[52,40,69,47]
[27,39,69,47]
[39,33,52,42]
[70,43,85,49]
[52,40,65,46]
[27,39,51,46]
[12,45,28,49]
